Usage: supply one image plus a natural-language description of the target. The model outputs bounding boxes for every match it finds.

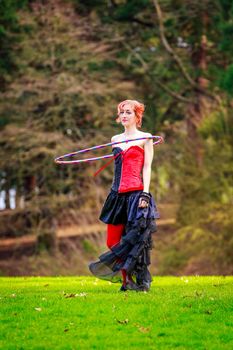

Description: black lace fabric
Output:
[89,191,158,290]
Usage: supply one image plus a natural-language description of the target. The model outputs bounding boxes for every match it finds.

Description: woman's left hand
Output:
[138,192,150,208]
[158,136,164,144]
[138,198,149,208]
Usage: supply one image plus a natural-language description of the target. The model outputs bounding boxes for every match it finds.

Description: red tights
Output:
[107,223,127,286]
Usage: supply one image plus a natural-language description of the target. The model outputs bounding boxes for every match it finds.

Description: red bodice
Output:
[93,145,145,193]
[112,145,144,193]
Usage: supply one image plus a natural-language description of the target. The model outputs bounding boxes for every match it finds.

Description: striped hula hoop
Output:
[54,135,163,165]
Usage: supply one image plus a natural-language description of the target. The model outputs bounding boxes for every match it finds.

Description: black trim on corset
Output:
[110,147,122,192]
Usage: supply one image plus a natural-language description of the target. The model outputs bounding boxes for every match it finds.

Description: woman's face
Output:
[118,103,137,127]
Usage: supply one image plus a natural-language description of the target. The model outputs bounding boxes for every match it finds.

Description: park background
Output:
[0,0,232,277]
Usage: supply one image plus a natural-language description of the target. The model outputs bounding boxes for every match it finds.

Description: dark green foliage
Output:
[210,69,233,97]
[112,0,151,21]
[219,64,233,95]
[88,60,117,72]
[72,0,107,15]
[218,0,233,19]
[72,0,152,21]
[0,0,29,82]
[219,22,233,52]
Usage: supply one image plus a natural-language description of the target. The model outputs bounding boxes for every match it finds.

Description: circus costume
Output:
[89,144,160,291]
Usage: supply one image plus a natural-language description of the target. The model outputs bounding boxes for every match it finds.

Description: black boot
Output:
[137,282,150,292]
[119,284,127,292]
[125,280,140,291]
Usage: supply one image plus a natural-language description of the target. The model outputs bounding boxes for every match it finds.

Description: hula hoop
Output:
[54,136,163,165]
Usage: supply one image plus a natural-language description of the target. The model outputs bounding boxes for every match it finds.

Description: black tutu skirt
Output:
[89,189,160,289]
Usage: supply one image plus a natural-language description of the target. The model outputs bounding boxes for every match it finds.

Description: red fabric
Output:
[107,223,127,285]
[106,223,125,249]
[118,146,144,193]
[118,185,144,193]
[121,269,127,286]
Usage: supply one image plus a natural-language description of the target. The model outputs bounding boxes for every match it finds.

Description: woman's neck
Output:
[123,126,138,136]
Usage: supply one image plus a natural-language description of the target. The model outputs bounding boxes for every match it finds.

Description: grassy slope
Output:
[0,276,232,350]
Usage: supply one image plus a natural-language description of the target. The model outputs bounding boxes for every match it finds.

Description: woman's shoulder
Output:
[141,131,152,137]
[138,131,152,145]
[111,133,123,142]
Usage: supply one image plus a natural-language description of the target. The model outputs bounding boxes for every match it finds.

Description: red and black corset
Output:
[111,145,144,193]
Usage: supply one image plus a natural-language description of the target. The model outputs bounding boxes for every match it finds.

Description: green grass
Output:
[0,276,232,350]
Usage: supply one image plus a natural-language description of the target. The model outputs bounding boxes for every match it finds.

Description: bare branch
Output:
[152,0,220,103]
[122,42,191,103]
[132,17,154,28]
[155,80,192,103]
[122,42,148,70]
[152,0,197,88]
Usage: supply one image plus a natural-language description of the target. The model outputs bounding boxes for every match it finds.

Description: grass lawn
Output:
[0,276,232,350]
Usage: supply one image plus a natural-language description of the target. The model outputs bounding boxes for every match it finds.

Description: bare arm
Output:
[138,133,154,208]
[142,133,154,193]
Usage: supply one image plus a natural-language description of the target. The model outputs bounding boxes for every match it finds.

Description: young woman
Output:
[89,99,161,291]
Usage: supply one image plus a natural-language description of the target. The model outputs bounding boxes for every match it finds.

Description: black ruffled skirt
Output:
[89,189,160,289]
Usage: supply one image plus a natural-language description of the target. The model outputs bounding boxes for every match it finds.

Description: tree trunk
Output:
[186,35,211,166]
[4,172,11,209]
[24,175,36,201]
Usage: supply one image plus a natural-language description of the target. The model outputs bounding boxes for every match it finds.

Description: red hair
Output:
[116,99,145,128]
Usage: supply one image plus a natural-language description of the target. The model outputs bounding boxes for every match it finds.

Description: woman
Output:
[89,99,161,292]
